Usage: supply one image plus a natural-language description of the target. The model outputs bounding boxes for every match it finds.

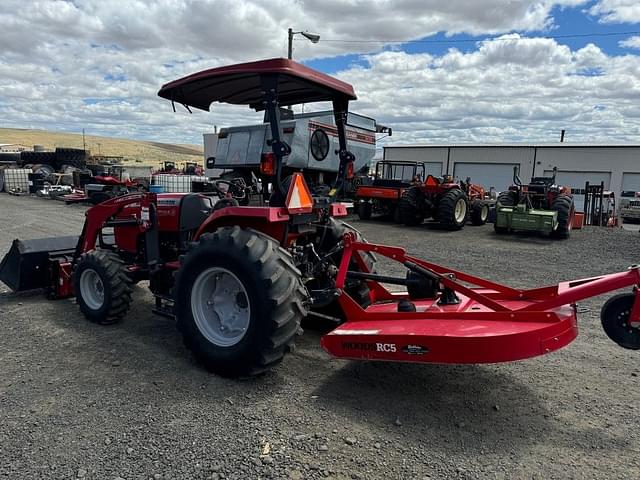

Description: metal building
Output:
[383,144,640,209]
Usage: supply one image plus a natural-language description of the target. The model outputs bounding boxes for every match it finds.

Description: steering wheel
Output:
[213,179,247,201]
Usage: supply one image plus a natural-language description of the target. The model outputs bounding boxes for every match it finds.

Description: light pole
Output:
[287,28,320,59]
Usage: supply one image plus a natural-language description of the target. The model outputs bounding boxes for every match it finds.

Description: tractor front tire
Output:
[173,227,308,377]
[470,200,489,226]
[399,186,426,226]
[357,201,372,220]
[437,189,468,230]
[73,250,133,325]
[551,194,574,239]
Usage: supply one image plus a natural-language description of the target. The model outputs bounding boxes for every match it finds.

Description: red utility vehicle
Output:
[355,161,424,222]
[1,58,638,377]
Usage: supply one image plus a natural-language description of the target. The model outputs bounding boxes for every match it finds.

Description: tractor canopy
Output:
[157,58,357,111]
[158,58,360,200]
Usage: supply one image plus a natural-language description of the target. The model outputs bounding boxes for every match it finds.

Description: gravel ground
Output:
[0,193,639,480]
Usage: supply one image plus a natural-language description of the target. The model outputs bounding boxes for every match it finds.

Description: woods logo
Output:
[342,342,396,352]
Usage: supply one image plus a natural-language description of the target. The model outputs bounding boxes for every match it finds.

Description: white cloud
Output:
[1,0,639,147]
[589,0,640,23]
[619,36,640,49]
[337,36,640,144]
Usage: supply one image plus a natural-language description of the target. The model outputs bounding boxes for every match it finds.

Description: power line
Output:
[295,30,640,45]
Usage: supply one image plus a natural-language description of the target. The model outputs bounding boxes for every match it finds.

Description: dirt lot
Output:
[0,194,639,480]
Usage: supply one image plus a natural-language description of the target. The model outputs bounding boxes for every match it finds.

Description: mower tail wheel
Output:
[551,194,574,239]
[173,227,308,377]
[601,293,640,350]
[357,201,372,220]
[470,200,489,226]
[399,186,425,226]
[73,250,133,325]
[437,188,468,230]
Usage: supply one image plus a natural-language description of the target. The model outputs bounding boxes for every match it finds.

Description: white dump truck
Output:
[203,110,389,196]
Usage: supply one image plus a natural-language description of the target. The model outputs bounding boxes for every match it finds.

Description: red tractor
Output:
[1,59,639,378]
[398,174,490,229]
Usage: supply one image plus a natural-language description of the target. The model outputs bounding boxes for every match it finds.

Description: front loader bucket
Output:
[0,236,78,292]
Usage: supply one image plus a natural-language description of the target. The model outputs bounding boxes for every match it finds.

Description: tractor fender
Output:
[194,206,290,244]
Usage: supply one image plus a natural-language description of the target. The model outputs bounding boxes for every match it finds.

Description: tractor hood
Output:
[158,58,357,112]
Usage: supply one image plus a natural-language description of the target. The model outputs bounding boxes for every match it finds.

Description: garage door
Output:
[453,162,518,193]
[622,173,640,193]
[423,162,443,177]
[543,170,611,212]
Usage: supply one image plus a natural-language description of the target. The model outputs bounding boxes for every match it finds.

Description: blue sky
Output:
[306,2,640,74]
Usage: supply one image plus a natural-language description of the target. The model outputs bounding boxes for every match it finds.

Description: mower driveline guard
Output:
[320,233,640,364]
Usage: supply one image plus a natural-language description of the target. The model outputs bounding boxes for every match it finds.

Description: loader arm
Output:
[75,193,156,257]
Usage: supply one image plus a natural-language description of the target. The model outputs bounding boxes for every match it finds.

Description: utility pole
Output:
[82,128,86,151]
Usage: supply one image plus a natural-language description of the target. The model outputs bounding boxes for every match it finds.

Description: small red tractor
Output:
[398,174,491,229]
[1,59,639,377]
[355,160,424,222]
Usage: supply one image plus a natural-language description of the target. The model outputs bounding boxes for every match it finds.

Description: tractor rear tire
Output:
[470,200,489,226]
[551,194,574,239]
[357,201,372,220]
[437,189,468,230]
[173,227,308,377]
[399,186,425,226]
[497,190,517,207]
[73,250,133,325]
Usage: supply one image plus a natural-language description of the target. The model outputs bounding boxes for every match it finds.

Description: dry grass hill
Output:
[0,128,203,166]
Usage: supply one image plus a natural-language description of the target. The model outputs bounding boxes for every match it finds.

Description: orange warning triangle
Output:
[285,173,314,214]
[425,175,438,186]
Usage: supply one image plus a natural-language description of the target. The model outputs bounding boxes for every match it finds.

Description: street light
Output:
[287,28,320,59]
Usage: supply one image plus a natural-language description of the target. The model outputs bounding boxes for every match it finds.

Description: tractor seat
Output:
[178,194,214,247]
[527,182,547,194]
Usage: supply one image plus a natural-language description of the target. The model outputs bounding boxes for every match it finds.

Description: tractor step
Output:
[152,295,175,319]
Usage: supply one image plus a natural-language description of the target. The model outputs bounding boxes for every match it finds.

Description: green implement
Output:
[495,205,558,234]
[494,166,575,239]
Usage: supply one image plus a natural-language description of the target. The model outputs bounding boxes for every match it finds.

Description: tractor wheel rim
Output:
[191,267,250,347]
[481,204,489,221]
[454,199,467,223]
[80,269,105,310]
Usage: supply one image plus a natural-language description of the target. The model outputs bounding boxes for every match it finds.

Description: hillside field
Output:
[0,128,203,166]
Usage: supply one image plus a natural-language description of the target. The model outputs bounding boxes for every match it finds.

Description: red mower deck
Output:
[321,233,640,364]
